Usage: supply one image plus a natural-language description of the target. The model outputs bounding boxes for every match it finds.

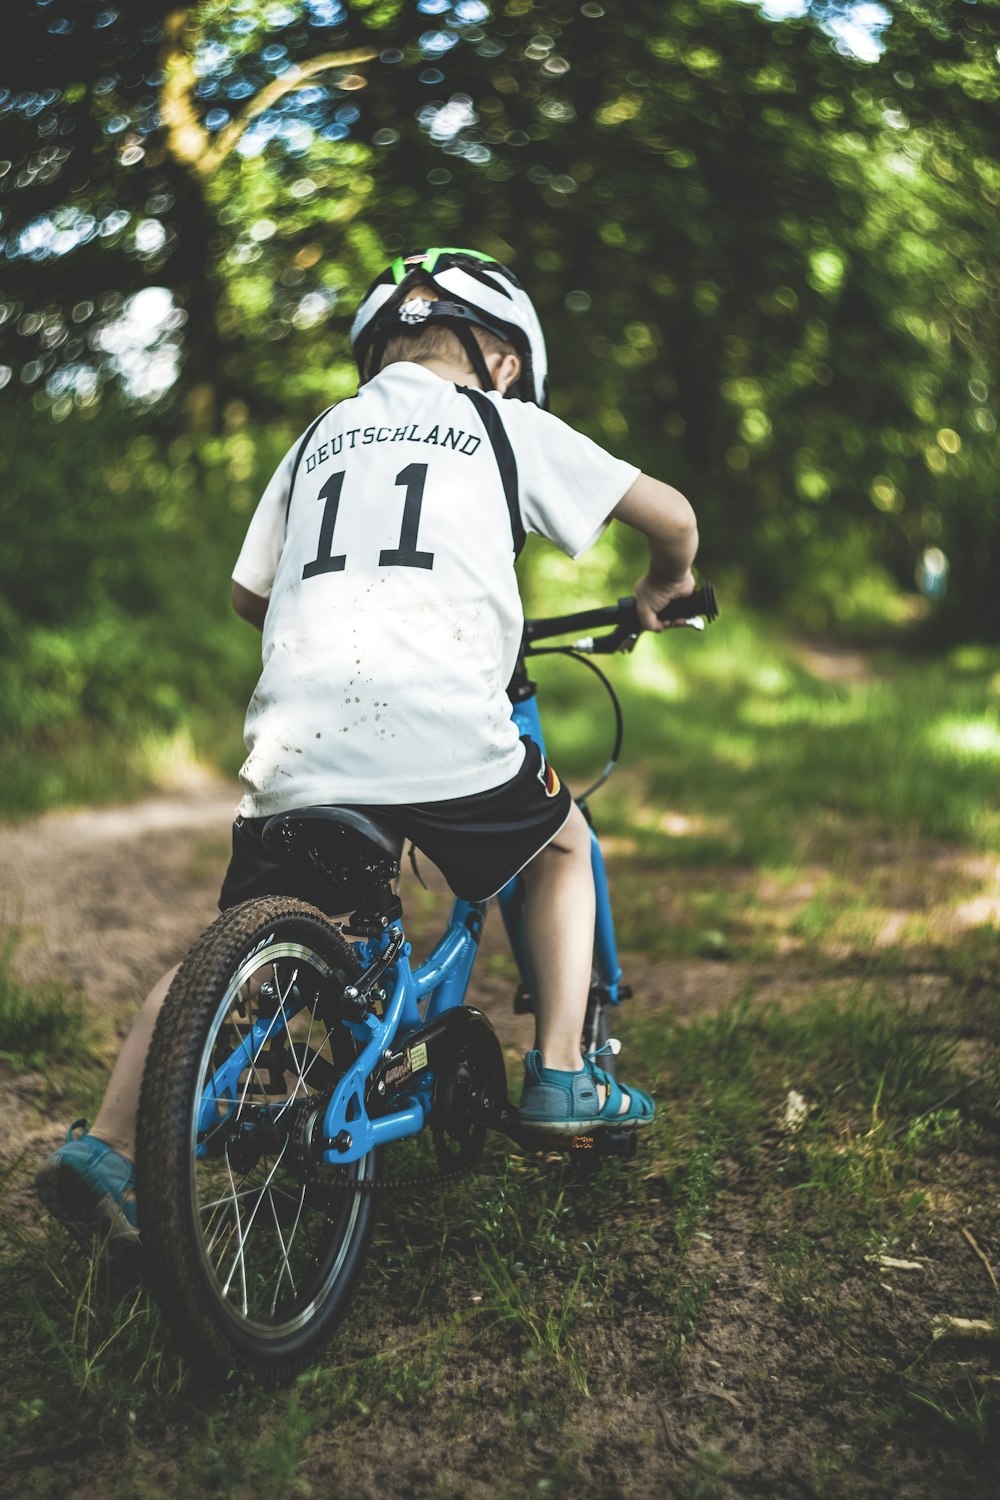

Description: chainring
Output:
[432,1019,508,1169]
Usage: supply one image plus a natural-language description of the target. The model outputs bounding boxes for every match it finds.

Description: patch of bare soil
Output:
[0,778,239,1013]
[794,639,875,683]
[1,786,997,1499]
[0,777,239,1165]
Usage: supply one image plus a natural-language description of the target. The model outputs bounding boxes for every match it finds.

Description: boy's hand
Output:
[612,476,699,630]
[634,570,697,632]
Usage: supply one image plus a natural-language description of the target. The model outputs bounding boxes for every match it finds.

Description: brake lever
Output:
[596,597,642,655]
[577,625,641,656]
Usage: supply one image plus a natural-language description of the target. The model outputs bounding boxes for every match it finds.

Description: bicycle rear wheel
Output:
[136,897,378,1384]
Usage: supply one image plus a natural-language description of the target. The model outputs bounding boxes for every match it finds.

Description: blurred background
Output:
[1,0,998,816]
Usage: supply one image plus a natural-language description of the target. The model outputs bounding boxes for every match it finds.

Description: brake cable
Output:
[527,646,624,803]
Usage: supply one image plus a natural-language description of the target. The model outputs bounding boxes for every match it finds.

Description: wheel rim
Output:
[188,941,370,1341]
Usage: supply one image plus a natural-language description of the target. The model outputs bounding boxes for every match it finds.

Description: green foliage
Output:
[3,0,1000,641]
[0,400,277,813]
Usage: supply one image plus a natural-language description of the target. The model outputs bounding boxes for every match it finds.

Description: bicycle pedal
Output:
[569,1128,637,1161]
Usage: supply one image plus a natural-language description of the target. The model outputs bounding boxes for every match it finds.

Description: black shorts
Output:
[218,737,572,912]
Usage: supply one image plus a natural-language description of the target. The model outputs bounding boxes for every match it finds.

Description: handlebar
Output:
[524,584,718,656]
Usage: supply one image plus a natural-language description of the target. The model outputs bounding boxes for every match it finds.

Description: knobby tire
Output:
[136,896,379,1384]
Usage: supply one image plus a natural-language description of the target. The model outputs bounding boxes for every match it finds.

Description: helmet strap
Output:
[365,325,392,382]
[364,307,501,392]
[361,286,531,394]
[450,322,495,393]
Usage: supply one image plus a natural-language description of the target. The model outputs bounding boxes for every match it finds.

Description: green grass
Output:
[0,710,248,822]
[0,931,101,1072]
[2,957,998,1494]
[534,616,1000,864]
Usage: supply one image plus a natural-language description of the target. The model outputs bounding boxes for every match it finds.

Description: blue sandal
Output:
[518,1044,655,1134]
[35,1120,139,1248]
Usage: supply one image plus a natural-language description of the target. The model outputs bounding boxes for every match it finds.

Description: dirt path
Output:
[1,777,238,1014]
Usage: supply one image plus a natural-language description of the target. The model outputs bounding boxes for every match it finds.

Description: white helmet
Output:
[350,246,549,407]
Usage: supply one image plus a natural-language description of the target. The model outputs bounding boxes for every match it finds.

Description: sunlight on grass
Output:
[739,693,869,728]
[949,645,997,674]
[706,730,758,770]
[621,647,687,701]
[129,726,217,791]
[926,716,1000,762]
[605,618,1000,862]
[749,661,796,694]
[655,811,731,839]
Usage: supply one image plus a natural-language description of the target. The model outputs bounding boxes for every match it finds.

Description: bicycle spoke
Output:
[198,1184,274,1215]
[201,1165,263,1262]
[235,978,283,1113]
[301,980,319,1069]
[220,1146,250,1316]
[272,1031,339,1120]
[267,1181,307,1314]
[298,1030,338,1089]
[273,964,307,1094]
[219,1140,294,1310]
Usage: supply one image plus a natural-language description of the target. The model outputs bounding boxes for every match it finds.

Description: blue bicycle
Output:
[135,587,717,1381]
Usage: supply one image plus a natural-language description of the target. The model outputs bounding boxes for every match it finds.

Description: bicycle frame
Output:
[306,682,624,1166]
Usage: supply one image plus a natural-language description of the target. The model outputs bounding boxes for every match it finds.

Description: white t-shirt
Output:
[232,363,639,816]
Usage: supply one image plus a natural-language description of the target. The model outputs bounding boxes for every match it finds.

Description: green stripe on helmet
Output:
[392,247,499,284]
[420,246,498,275]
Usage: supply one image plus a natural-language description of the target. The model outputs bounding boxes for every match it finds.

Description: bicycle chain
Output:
[307,1153,478,1198]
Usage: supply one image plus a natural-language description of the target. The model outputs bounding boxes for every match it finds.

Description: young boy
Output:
[37,247,699,1245]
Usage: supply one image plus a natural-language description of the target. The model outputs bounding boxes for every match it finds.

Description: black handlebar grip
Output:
[656,584,718,623]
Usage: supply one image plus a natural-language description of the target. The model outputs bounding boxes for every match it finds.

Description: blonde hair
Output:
[369,285,517,378]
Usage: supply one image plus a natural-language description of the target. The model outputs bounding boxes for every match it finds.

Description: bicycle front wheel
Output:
[136,897,379,1383]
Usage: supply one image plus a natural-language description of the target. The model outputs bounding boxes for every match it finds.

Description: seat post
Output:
[261,806,405,926]
[345,886,403,938]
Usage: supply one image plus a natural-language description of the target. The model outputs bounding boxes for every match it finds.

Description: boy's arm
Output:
[229,433,301,633]
[611,474,699,633]
[232,581,269,632]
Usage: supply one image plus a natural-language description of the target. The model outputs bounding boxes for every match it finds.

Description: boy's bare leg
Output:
[521,802,595,1073]
[521,806,634,1115]
[90,964,178,1159]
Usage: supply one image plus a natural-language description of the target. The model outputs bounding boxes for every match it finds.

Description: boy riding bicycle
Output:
[37,246,699,1245]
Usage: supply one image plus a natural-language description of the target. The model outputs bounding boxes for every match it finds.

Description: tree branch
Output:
[158,8,378,180]
[203,48,379,173]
